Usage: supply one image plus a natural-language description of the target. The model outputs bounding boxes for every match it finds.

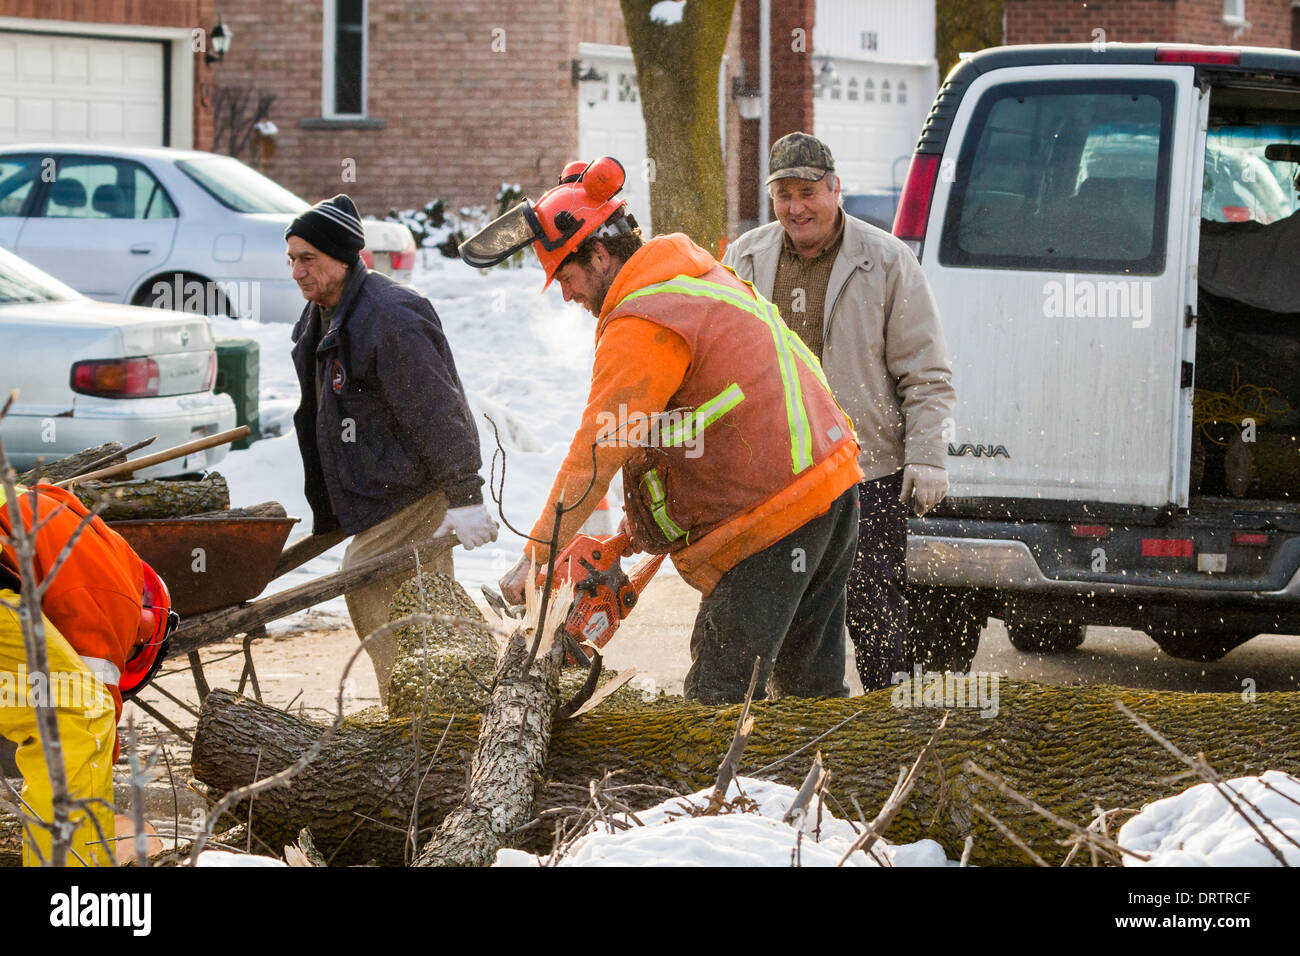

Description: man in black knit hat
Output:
[286,194,496,702]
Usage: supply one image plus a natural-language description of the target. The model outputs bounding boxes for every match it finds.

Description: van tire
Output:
[906,586,982,672]
[1006,621,1087,654]
[1148,629,1253,662]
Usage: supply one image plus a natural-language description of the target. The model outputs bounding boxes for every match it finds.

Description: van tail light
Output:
[360,249,375,268]
[203,350,218,390]
[71,358,160,398]
[1141,538,1194,558]
[390,249,416,272]
[1155,48,1241,65]
[1232,532,1270,547]
[893,153,941,256]
[1071,525,1111,538]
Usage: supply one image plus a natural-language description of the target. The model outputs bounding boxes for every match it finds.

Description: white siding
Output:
[813,0,936,64]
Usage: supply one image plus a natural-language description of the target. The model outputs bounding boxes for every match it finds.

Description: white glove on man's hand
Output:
[899,463,948,517]
[434,503,499,550]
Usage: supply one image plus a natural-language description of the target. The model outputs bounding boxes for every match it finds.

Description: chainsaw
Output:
[483,531,665,664]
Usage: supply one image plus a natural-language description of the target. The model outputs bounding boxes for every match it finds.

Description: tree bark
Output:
[76,473,230,521]
[190,682,1300,867]
[414,629,566,867]
[19,442,126,485]
[620,0,736,247]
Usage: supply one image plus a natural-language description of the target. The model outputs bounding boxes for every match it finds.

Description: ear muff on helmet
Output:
[121,561,177,700]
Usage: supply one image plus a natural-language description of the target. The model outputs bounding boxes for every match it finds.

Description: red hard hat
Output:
[457,157,632,289]
[122,561,176,699]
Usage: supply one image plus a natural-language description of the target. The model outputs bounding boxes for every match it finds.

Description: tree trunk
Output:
[77,474,230,521]
[190,683,1300,867]
[620,0,736,247]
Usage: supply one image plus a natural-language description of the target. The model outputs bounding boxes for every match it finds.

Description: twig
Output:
[971,801,1049,867]
[459,663,491,696]
[748,708,864,778]
[128,698,195,744]
[838,713,949,866]
[959,835,974,867]
[708,657,762,811]
[781,751,826,828]
[1115,700,1291,865]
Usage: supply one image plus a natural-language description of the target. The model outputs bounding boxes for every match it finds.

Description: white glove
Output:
[899,463,948,517]
[434,504,499,550]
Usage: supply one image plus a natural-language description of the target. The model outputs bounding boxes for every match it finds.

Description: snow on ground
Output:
[1119,770,1300,866]
[194,849,287,867]
[495,777,955,868]
[212,251,610,630]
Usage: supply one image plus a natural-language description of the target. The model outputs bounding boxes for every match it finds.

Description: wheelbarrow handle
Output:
[272,529,348,580]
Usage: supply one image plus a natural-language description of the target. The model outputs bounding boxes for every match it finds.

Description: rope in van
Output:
[1193,369,1292,445]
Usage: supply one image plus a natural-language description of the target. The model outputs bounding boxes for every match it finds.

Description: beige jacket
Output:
[723,214,955,482]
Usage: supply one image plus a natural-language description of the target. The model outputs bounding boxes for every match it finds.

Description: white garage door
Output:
[577,44,652,234]
[0,32,165,146]
[814,59,933,195]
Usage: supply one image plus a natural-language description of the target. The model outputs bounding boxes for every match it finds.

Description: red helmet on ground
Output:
[458,157,635,289]
[121,561,177,699]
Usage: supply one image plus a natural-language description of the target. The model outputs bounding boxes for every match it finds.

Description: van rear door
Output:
[922,64,1201,509]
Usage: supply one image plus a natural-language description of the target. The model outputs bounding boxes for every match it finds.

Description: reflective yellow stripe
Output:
[660,383,745,447]
[620,276,816,473]
[640,469,686,542]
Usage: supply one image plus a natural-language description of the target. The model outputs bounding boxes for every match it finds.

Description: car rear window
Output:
[939,80,1175,275]
[176,157,311,215]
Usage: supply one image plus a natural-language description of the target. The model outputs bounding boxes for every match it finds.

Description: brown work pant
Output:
[341,490,455,705]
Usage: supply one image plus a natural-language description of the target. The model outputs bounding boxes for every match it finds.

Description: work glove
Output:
[434,503,499,550]
[899,463,948,517]
[499,553,532,607]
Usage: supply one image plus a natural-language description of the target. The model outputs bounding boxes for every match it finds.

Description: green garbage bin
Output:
[215,338,260,450]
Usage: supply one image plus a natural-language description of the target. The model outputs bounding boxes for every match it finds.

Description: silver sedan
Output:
[0,144,415,324]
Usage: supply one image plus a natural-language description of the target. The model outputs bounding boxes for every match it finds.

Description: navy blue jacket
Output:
[290,265,483,535]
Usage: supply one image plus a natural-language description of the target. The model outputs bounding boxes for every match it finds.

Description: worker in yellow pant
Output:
[0,589,116,867]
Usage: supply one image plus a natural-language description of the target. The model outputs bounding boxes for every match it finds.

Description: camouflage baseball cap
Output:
[766,132,835,186]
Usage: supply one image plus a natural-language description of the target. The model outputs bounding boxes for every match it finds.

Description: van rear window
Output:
[939,80,1175,275]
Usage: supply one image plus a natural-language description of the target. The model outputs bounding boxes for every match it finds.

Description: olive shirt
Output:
[768,210,845,360]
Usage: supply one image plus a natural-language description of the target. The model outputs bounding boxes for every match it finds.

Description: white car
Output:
[0,144,415,324]
[0,245,236,477]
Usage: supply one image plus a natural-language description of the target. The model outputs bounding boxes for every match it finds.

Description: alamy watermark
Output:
[148,273,261,322]
[593,404,706,459]
[891,666,1001,718]
[1042,274,1152,328]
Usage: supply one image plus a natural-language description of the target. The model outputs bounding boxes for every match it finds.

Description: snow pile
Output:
[193,849,287,867]
[213,252,604,628]
[494,777,954,867]
[650,1,686,26]
[1119,770,1300,866]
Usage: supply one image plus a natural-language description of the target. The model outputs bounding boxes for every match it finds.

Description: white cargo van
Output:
[896,44,1300,667]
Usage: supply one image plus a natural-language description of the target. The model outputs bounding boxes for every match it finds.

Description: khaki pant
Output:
[0,590,116,866]
[342,491,455,704]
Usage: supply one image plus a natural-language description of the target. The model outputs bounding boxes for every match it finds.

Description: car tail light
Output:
[1155,48,1241,65]
[360,249,375,268]
[1071,525,1110,538]
[1141,538,1194,558]
[1232,532,1270,547]
[391,249,416,271]
[1221,205,1251,222]
[71,358,161,398]
[893,153,941,255]
[204,350,218,391]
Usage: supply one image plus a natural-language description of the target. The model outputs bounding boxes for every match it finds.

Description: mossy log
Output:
[191,681,1300,867]
[76,473,230,521]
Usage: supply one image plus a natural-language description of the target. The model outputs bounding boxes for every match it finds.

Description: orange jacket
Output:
[0,484,144,723]
[528,234,863,594]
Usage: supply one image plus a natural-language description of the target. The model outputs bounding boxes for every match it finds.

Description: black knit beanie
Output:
[285,194,366,265]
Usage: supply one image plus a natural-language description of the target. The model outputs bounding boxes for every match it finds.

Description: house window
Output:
[325,0,368,117]
[847,78,859,101]
[863,78,875,102]
[898,80,907,105]
[1223,0,1246,25]
[829,76,842,100]
[881,79,891,103]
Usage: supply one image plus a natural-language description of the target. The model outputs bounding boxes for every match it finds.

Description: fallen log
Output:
[19,441,127,485]
[187,501,288,520]
[76,473,230,521]
[414,583,569,867]
[190,682,1300,867]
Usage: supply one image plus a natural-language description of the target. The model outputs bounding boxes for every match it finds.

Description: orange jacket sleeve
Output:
[525,316,691,563]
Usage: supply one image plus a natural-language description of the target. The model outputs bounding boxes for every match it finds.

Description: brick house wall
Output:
[736,0,816,225]
[1005,0,1297,48]
[1,0,216,149]
[215,0,743,234]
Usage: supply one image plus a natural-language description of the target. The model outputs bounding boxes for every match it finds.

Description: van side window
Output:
[940,81,1175,275]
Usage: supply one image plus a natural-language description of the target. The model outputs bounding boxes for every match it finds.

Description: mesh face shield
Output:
[458,200,583,268]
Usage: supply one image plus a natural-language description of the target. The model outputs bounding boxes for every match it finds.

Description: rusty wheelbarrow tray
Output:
[110,516,301,617]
